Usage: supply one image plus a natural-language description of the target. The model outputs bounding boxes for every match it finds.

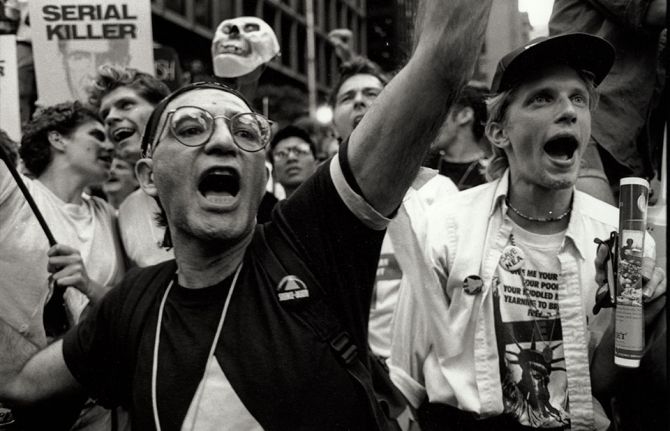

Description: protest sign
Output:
[0,35,21,141]
[29,0,154,105]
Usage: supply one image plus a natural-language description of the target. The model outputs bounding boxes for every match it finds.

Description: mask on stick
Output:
[211,17,280,78]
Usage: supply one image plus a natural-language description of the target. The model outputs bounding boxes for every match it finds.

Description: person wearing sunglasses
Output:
[268,125,318,198]
[0,1,494,429]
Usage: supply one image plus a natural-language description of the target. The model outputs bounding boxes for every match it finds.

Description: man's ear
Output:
[455,107,474,126]
[47,131,66,152]
[265,161,273,181]
[135,158,159,197]
[486,121,509,150]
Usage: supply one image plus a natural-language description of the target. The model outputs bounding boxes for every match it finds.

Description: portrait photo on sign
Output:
[28,0,154,104]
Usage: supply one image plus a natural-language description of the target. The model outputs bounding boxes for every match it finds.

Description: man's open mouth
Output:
[544,135,579,161]
[98,154,113,164]
[198,168,241,203]
[352,114,365,129]
[112,128,135,143]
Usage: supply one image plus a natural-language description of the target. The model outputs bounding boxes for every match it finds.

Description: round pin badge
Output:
[463,275,483,295]
[500,245,525,272]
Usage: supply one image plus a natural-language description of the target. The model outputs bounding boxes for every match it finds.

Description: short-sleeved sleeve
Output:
[63,261,175,408]
[62,284,125,407]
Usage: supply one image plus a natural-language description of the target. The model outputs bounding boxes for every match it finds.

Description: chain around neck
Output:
[505,197,572,223]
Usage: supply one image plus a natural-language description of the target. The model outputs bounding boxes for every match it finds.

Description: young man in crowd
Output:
[0,1,493,428]
[268,125,319,198]
[0,102,126,429]
[389,33,666,430]
[102,155,140,209]
[88,65,169,162]
[87,65,173,267]
[329,57,458,362]
[428,83,491,190]
[330,57,387,144]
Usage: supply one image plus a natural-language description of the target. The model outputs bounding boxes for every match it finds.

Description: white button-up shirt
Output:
[389,171,654,430]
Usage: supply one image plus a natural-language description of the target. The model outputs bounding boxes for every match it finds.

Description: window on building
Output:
[194,0,211,28]
[165,0,186,15]
[242,0,259,17]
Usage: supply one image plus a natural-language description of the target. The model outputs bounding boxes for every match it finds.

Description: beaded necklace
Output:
[505,197,572,223]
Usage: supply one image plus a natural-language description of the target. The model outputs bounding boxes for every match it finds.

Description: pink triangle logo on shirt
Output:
[277,275,310,302]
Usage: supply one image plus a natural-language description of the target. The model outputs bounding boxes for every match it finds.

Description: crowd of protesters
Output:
[0,0,667,430]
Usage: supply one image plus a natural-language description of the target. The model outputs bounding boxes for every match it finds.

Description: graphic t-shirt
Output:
[492,222,571,429]
[369,171,457,359]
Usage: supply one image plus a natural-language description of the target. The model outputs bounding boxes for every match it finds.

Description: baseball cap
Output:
[491,33,615,94]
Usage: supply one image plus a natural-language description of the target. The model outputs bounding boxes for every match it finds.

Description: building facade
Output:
[476,1,532,86]
[152,0,367,96]
[150,0,530,112]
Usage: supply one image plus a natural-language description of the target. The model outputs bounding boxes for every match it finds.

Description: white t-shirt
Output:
[493,221,570,428]
[117,188,173,268]
[369,169,458,358]
[369,234,403,357]
[0,167,125,346]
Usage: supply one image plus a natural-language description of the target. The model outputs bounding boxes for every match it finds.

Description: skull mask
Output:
[211,17,280,78]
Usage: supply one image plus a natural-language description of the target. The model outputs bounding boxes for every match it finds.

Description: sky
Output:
[518,0,554,37]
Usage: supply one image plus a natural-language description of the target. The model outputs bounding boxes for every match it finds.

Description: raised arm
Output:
[347,0,492,215]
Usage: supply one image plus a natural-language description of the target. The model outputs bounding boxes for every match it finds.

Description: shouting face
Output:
[99,86,156,158]
[332,73,384,140]
[138,88,269,247]
[490,65,592,192]
[102,157,139,203]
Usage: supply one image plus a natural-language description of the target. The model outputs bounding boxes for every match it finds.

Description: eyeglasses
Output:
[272,146,313,161]
[150,106,272,154]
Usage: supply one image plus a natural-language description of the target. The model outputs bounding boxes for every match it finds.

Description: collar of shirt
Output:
[488,170,587,260]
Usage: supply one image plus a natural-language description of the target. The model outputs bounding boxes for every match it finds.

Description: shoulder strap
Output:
[253,224,400,431]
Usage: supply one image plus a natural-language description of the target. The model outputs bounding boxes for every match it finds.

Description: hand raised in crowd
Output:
[328,28,355,62]
[46,244,107,306]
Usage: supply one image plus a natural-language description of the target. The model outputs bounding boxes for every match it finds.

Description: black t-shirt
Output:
[438,159,487,190]
[62,157,386,430]
[257,191,278,223]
